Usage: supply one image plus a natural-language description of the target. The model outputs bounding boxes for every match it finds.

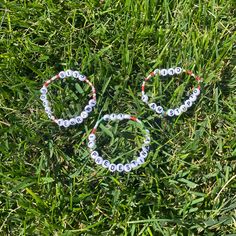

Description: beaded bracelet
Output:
[40,69,96,127]
[141,67,203,117]
[87,114,151,173]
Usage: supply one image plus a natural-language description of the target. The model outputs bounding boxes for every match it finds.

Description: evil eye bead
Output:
[95,156,103,165]
[88,133,96,141]
[154,69,160,75]
[167,109,175,117]
[140,150,148,158]
[40,95,47,101]
[109,164,117,172]
[103,114,110,121]
[160,69,168,76]
[88,140,95,149]
[110,114,117,121]
[40,87,47,94]
[91,150,99,159]
[72,70,80,78]
[63,120,70,128]
[81,111,88,119]
[145,136,151,144]
[43,100,49,107]
[142,94,149,103]
[137,157,145,165]
[189,94,197,102]
[185,99,192,108]
[58,71,66,79]
[75,116,83,124]
[167,68,175,76]
[193,88,200,96]
[174,67,182,74]
[102,160,110,168]
[84,105,93,113]
[78,74,86,81]
[117,113,124,120]
[149,103,157,111]
[88,99,96,107]
[174,108,181,116]
[180,104,187,112]
[117,164,124,172]
[130,160,138,168]
[156,106,164,114]
[69,118,77,126]
[124,164,132,172]
[57,119,64,126]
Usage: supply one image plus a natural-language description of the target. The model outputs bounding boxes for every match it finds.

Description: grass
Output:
[0,0,236,235]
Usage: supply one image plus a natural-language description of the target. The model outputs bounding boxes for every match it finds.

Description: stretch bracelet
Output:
[40,69,96,127]
[141,67,203,117]
[87,114,151,173]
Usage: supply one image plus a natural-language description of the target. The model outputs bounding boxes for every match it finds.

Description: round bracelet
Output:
[141,67,203,117]
[87,114,151,173]
[40,69,96,127]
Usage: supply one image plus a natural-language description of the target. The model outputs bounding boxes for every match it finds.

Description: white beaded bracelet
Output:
[87,114,151,173]
[141,67,203,117]
[40,69,96,127]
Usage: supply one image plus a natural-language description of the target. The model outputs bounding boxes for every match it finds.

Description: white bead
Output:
[130,160,138,168]
[110,114,117,121]
[174,108,181,116]
[88,141,95,149]
[57,119,64,126]
[89,99,96,107]
[160,69,168,76]
[142,145,150,152]
[137,157,145,165]
[154,69,160,75]
[180,104,187,112]
[117,164,124,172]
[58,71,66,79]
[144,136,151,144]
[43,100,49,107]
[75,116,83,124]
[174,67,182,74]
[193,88,200,96]
[109,164,117,172]
[167,109,175,117]
[123,114,131,119]
[117,114,124,120]
[149,103,157,111]
[65,69,73,77]
[140,150,148,158]
[167,68,175,75]
[40,87,47,94]
[124,164,132,172]
[156,106,164,114]
[95,156,103,165]
[84,105,93,113]
[185,99,192,108]
[40,95,47,101]
[63,120,70,128]
[142,94,148,103]
[88,133,96,141]
[44,106,51,113]
[102,160,110,168]
[72,71,80,78]
[69,118,77,126]
[78,74,86,81]
[81,111,88,119]
[189,94,197,102]
[91,150,99,159]
[103,114,110,121]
